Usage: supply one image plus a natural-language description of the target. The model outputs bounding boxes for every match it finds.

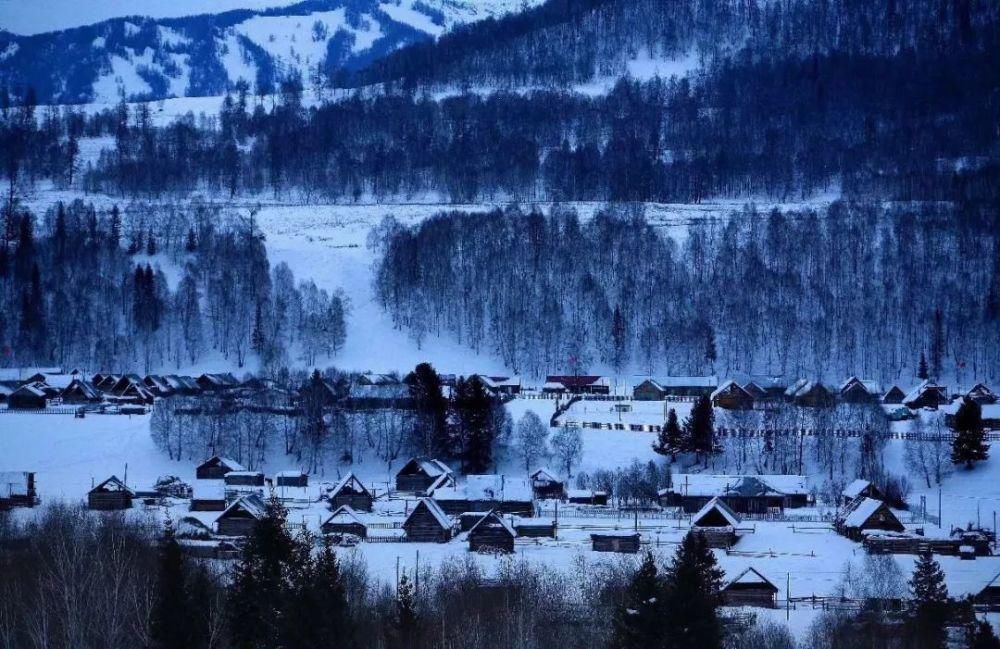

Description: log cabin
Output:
[88,476,134,510]
[402,498,453,542]
[529,468,565,500]
[710,380,754,410]
[430,474,534,516]
[721,567,779,608]
[835,498,905,541]
[216,494,267,537]
[190,480,227,511]
[785,379,836,408]
[328,473,373,512]
[395,457,453,494]
[322,505,368,539]
[467,511,516,553]
[196,456,246,480]
[903,380,949,409]
[8,383,48,409]
[659,474,809,513]
[275,470,309,488]
[591,532,640,553]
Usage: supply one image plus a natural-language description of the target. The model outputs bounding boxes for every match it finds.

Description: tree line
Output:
[0,199,347,372]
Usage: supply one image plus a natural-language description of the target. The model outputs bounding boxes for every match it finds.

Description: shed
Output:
[529,468,565,500]
[190,480,227,512]
[88,476,134,510]
[836,498,904,541]
[567,489,608,506]
[395,457,453,494]
[467,511,517,553]
[402,498,453,542]
[224,471,265,487]
[513,518,556,538]
[721,567,779,608]
[275,470,308,488]
[216,494,267,537]
[322,505,368,539]
[591,532,640,553]
[196,456,246,480]
[8,383,48,409]
[711,380,754,410]
[328,473,373,512]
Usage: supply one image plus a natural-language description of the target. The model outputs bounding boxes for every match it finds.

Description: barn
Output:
[402,498,453,542]
[529,469,565,500]
[328,473,373,512]
[190,481,227,512]
[87,476,134,510]
[711,381,754,410]
[591,532,640,553]
[467,511,517,553]
[395,457,453,494]
[659,474,809,513]
[8,383,48,409]
[0,471,37,509]
[196,456,246,480]
[322,505,368,539]
[216,494,267,537]
[836,498,905,541]
[721,567,779,608]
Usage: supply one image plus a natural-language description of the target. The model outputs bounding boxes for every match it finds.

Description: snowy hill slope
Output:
[0,0,542,104]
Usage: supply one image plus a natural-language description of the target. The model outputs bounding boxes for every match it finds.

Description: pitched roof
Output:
[529,468,561,484]
[398,457,453,479]
[710,379,749,400]
[841,497,891,528]
[404,498,451,529]
[842,479,872,499]
[91,475,133,494]
[329,473,371,498]
[198,456,246,472]
[725,567,779,591]
[323,505,366,528]
[13,382,48,398]
[692,497,741,528]
[467,510,517,538]
[218,494,267,521]
[642,376,718,389]
[904,379,946,405]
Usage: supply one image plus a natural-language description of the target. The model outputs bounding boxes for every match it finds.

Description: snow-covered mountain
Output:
[0,0,540,104]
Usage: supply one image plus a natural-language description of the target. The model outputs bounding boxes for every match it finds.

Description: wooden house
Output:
[567,489,608,506]
[903,380,949,409]
[402,498,453,542]
[542,375,611,395]
[529,468,565,500]
[224,471,265,487]
[60,378,103,404]
[721,568,779,608]
[513,518,556,538]
[275,470,308,488]
[590,532,640,553]
[322,505,368,539]
[95,374,120,391]
[190,481,227,511]
[216,494,267,537]
[659,474,809,513]
[840,377,881,404]
[460,511,491,531]
[328,473,373,512]
[962,383,998,405]
[395,457,453,494]
[634,376,717,400]
[836,498,904,541]
[467,511,517,553]
[196,456,246,480]
[8,383,48,409]
[163,375,202,395]
[430,475,534,516]
[742,382,769,401]
[691,497,741,548]
[476,375,522,396]
[785,379,835,407]
[87,476,134,510]
[196,373,241,392]
[882,386,906,404]
[143,375,175,397]
[0,471,37,509]
[841,479,882,507]
[711,380,754,410]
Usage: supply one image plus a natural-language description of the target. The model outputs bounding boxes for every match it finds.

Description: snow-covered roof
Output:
[692,497,741,528]
[324,505,365,527]
[399,457,453,479]
[710,379,743,400]
[841,497,886,528]
[200,456,246,472]
[405,498,451,529]
[225,470,264,477]
[13,382,48,398]
[840,377,882,395]
[643,376,718,389]
[192,480,226,500]
[91,475,133,494]
[329,473,370,497]
[567,489,606,498]
[431,475,533,502]
[218,494,267,521]
[785,379,831,398]
[842,479,872,499]
[725,567,778,590]
[30,372,76,389]
[529,468,561,484]
[663,474,808,498]
[904,379,945,405]
[467,511,516,537]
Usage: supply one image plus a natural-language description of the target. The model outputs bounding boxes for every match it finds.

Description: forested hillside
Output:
[373,203,1000,382]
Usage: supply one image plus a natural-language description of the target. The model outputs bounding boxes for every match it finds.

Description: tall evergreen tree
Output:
[684,395,717,464]
[149,519,192,649]
[952,398,988,469]
[908,552,950,649]
[653,407,682,460]
[918,351,929,380]
[662,532,725,649]
[281,538,354,649]
[454,376,496,473]
[409,362,449,457]
[109,205,122,250]
[612,552,665,649]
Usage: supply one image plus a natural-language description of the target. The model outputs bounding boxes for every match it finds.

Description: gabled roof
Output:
[725,567,779,592]
[711,379,750,400]
[904,379,947,405]
[404,498,451,529]
[12,382,48,398]
[90,475,133,494]
[692,497,741,528]
[27,372,76,389]
[641,376,718,389]
[323,505,366,528]
[467,510,516,538]
[398,457,453,479]
[329,473,371,498]
[62,378,101,400]
[198,456,246,472]
[785,379,833,398]
[841,497,895,528]
[218,494,267,521]
[529,468,561,484]
[842,479,872,499]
